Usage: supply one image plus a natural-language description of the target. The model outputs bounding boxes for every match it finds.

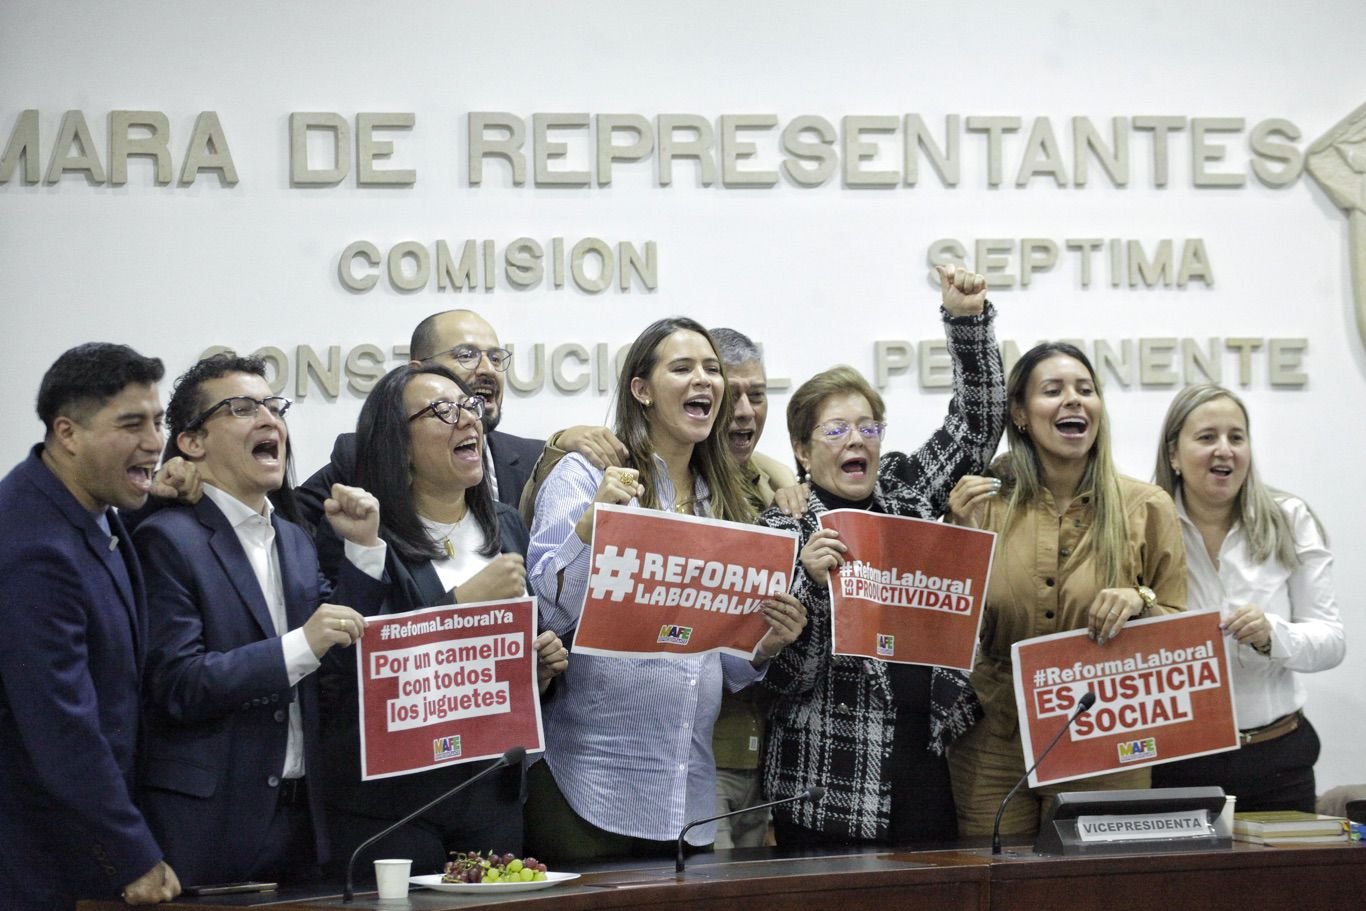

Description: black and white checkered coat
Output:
[755,306,1005,842]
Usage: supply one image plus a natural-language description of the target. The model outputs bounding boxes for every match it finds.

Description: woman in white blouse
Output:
[1150,384,1344,812]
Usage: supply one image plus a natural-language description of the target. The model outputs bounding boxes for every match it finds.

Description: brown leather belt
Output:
[1239,710,1301,746]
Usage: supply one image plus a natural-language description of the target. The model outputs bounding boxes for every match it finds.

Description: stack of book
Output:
[1232,811,1349,846]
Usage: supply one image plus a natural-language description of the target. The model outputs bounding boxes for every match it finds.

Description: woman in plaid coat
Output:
[755,266,1005,846]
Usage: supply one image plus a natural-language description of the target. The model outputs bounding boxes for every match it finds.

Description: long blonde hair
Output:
[999,343,1130,588]
[1154,383,1307,567]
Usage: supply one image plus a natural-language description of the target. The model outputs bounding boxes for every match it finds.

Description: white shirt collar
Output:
[201,483,274,529]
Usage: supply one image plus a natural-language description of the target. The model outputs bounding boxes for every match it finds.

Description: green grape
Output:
[445,849,556,885]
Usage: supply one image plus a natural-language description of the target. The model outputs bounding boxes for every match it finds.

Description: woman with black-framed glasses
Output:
[314,364,567,875]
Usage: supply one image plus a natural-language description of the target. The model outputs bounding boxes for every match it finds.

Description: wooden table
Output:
[78,841,1366,911]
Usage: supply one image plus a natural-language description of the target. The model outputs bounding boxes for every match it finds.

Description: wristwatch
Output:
[1133,585,1157,616]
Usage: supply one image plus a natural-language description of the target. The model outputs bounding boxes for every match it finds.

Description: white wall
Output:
[2,0,1362,790]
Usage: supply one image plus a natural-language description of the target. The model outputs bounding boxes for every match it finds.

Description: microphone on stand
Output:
[343,745,527,902]
[991,691,1096,856]
[676,786,826,873]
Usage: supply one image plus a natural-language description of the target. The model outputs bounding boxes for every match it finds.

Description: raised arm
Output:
[881,265,1007,516]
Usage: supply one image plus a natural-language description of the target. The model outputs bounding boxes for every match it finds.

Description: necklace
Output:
[671,469,697,515]
[422,513,466,559]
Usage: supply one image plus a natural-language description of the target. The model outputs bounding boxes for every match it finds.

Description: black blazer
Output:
[134,496,385,885]
[0,448,163,908]
[314,503,529,845]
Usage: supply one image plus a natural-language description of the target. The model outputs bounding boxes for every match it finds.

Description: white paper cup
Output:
[374,858,412,900]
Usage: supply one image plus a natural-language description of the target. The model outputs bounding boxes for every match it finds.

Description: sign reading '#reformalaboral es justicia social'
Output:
[574,505,799,660]
[356,598,544,780]
[1013,611,1239,788]
[821,509,995,672]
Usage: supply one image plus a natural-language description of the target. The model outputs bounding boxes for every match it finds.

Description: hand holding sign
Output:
[1085,587,1146,645]
[575,466,644,543]
[754,592,808,664]
[800,527,847,586]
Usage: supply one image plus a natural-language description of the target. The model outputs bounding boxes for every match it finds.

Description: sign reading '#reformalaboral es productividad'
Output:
[822,509,995,672]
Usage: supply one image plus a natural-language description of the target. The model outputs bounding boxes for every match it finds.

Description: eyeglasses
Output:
[408,395,486,425]
[422,345,513,372]
[812,419,887,443]
[185,395,292,432]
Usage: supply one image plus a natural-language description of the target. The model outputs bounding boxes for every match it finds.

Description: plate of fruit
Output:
[411,851,579,893]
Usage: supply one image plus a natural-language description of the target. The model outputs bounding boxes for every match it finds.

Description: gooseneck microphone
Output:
[343,745,527,902]
[991,691,1096,855]
[676,786,826,873]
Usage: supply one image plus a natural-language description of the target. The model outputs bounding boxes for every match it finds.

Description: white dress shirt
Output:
[201,484,385,778]
[1176,490,1345,729]
[484,438,500,504]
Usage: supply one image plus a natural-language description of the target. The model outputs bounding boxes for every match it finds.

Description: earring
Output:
[642,398,652,408]
[1174,467,1182,477]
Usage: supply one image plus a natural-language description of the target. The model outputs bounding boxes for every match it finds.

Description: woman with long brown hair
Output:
[946,342,1188,837]
[525,317,806,863]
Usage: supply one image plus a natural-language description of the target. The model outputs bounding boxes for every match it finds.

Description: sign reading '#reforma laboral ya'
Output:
[4,104,1363,394]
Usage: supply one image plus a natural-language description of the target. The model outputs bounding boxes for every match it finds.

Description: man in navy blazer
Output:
[297,308,623,530]
[0,343,180,909]
[133,353,388,887]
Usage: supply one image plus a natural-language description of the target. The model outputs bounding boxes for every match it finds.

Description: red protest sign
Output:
[574,504,799,659]
[1012,611,1239,787]
[821,509,994,671]
[356,598,544,781]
